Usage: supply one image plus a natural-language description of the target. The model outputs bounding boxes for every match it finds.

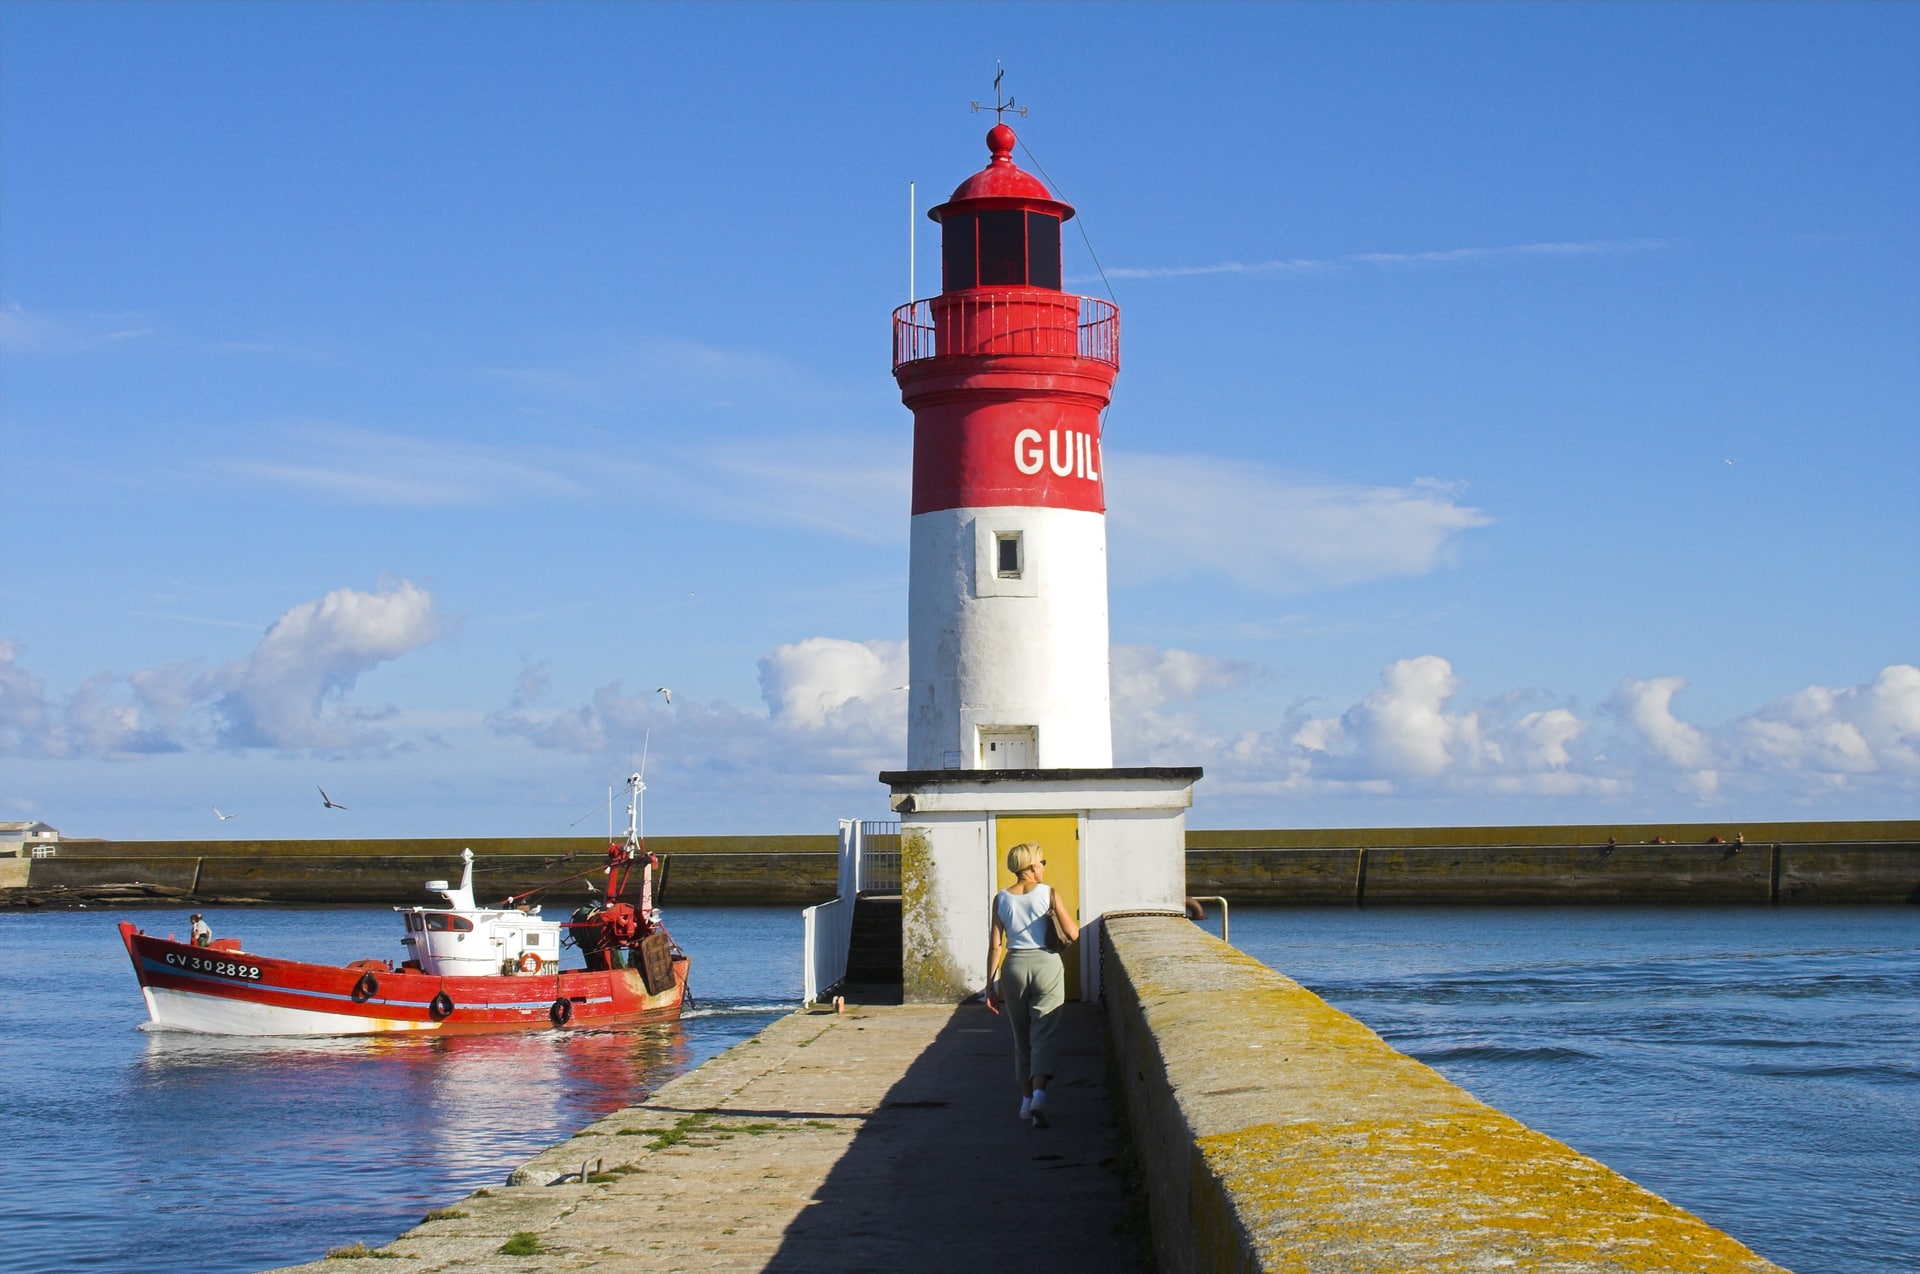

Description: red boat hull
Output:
[119,923,689,1036]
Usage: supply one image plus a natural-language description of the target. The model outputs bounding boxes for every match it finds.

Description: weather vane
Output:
[971,63,1029,124]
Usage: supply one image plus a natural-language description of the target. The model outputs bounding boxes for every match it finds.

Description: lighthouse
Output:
[879,117,1201,1006]
[894,121,1120,772]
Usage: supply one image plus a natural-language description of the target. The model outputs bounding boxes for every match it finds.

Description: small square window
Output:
[996,533,1022,578]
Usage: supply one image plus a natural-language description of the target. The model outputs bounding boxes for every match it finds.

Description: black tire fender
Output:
[351,972,379,1003]
[549,998,573,1028]
[429,991,455,1020]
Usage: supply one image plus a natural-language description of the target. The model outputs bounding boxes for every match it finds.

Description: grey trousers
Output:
[998,948,1065,1084]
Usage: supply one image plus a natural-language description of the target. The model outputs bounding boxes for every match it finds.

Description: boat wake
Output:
[679,1000,795,1020]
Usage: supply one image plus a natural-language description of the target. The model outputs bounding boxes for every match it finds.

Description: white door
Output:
[980,728,1034,769]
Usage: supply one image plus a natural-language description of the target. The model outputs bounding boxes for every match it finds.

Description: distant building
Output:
[0,821,60,857]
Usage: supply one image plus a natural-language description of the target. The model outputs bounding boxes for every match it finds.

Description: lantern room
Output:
[930,123,1071,292]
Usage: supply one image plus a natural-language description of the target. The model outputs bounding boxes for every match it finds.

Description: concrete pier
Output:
[272,916,1797,1272]
[270,1002,1143,1272]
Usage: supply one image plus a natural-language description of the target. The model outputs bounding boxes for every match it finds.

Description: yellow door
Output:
[996,814,1080,1000]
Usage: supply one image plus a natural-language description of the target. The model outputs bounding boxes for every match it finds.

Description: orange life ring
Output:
[517,952,542,975]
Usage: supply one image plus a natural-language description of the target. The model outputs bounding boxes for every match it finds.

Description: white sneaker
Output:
[1029,1089,1048,1128]
[1018,1095,1032,1120]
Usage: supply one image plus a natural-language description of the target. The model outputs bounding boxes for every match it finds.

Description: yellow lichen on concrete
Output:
[1103,915,1791,1273]
[1199,1115,1783,1273]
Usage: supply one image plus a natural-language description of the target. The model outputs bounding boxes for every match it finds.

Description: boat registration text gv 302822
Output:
[164,951,264,981]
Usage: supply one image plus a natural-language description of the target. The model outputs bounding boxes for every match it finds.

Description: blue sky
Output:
[3,2,1915,840]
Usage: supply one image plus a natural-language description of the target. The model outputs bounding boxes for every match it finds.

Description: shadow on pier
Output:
[763,1001,1146,1271]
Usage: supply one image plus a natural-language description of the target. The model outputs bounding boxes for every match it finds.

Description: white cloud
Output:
[2,643,208,759]
[1121,652,1628,802]
[1735,665,1920,777]
[0,582,445,759]
[213,426,589,508]
[202,420,910,544]
[1106,454,1490,590]
[758,638,907,734]
[1110,645,1254,766]
[0,640,54,755]
[214,581,444,750]
[1328,654,1470,780]
[475,336,863,416]
[491,637,908,786]
[1111,645,1249,718]
[1606,675,1714,770]
[1098,239,1665,282]
[1511,708,1588,770]
[656,438,910,545]
[1202,660,1920,807]
[1603,665,1920,801]
[0,303,154,355]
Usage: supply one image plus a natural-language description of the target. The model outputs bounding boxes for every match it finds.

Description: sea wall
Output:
[1185,840,1920,905]
[12,836,837,906]
[1101,914,1789,1273]
[9,822,1915,908]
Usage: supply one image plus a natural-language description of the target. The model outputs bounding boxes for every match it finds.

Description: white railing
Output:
[801,819,860,1004]
[801,818,904,1003]
[801,894,851,1005]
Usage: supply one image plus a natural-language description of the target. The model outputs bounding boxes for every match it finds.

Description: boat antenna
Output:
[626,766,646,849]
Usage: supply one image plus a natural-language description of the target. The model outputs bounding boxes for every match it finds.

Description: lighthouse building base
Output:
[878,767,1203,1004]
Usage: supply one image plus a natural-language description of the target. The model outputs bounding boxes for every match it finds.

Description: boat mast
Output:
[625,771,644,850]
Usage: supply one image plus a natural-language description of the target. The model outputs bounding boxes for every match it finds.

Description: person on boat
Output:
[189,913,212,947]
[984,842,1079,1128]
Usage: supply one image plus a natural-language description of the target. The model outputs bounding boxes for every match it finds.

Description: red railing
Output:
[892,292,1119,371]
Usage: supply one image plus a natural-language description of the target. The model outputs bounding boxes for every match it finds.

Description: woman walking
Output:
[985,841,1080,1127]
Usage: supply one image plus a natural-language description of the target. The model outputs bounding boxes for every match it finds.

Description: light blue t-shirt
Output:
[996,884,1053,951]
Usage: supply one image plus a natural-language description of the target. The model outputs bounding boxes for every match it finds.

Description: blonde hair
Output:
[1005,842,1042,876]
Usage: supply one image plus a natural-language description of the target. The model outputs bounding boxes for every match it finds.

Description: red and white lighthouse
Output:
[879,116,1197,1006]
[894,122,1121,771]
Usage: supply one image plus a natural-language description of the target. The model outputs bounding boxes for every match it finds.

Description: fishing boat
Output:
[117,775,689,1035]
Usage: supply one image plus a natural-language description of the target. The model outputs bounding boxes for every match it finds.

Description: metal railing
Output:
[1189,895,1230,944]
[858,821,901,894]
[892,292,1119,371]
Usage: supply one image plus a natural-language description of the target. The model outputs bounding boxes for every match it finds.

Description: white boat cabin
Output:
[395,849,565,978]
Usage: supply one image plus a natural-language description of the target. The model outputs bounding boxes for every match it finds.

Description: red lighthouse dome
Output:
[930,124,1074,220]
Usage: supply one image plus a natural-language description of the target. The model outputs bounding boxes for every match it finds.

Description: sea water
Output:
[1229,905,1919,1274]
[0,906,796,1273]
[2,905,1914,1273]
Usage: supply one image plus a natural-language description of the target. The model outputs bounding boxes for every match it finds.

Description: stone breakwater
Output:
[1102,914,1791,1273]
[8,820,1915,907]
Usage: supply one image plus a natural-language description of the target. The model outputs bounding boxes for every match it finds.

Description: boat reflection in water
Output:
[134,1018,700,1195]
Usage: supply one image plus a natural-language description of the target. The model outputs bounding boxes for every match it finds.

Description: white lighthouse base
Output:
[907,505,1114,771]
[878,767,1202,1004]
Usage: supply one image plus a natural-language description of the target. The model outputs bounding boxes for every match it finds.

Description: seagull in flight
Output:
[656,687,672,705]
[318,786,350,811]
[212,806,236,822]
